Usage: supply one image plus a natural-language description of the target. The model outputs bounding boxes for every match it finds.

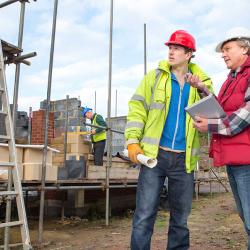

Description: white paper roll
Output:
[123,149,157,168]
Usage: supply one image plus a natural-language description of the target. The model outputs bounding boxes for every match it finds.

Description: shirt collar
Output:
[231,67,241,78]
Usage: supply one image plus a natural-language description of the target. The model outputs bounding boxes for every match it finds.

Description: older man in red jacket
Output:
[190,27,250,250]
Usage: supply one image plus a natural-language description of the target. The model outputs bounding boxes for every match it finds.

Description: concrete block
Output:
[70,143,91,154]
[68,118,79,126]
[23,163,58,181]
[65,157,86,179]
[0,146,23,163]
[0,163,23,180]
[54,119,65,128]
[66,134,84,144]
[23,148,52,164]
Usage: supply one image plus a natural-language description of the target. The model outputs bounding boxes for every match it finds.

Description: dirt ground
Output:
[1,191,248,250]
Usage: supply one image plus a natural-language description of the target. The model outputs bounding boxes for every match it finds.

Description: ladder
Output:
[0,40,32,249]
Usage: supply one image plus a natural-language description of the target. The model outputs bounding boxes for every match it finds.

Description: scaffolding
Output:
[0,0,229,248]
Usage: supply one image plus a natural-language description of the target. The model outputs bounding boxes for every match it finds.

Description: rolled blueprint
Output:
[123,149,157,168]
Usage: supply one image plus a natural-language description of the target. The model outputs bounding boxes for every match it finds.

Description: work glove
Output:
[127,143,144,164]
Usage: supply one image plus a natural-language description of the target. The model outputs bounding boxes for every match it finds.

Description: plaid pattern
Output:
[208,77,250,136]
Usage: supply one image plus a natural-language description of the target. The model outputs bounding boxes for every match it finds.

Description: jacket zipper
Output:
[171,86,183,149]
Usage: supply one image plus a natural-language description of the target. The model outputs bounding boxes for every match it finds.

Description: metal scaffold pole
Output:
[0,0,19,8]
[28,106,32,144]
[115,89,117,117]
[94,90,96,113]
[106,0,113,226]
[12,0,26,134]
[144,23,147,75]
[38,0,58,245]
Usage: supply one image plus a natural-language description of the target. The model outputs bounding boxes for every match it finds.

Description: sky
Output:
[0,0,249,118]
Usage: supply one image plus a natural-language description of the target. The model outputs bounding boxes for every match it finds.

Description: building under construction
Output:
[0,0,229,249]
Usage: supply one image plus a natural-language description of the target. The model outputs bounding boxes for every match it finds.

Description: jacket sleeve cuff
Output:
[208,119,219,133]
[125,139,140,148]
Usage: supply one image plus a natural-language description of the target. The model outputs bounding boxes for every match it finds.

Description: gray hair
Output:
[237,38,250,55]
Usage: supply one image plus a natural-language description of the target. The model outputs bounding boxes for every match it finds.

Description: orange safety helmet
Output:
[165,30,196,51]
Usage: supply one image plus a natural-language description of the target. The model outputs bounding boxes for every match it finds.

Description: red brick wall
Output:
[31,110,54,145]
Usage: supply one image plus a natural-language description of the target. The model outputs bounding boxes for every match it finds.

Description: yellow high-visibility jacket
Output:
[92,114,107,142]
[125,60,213,173]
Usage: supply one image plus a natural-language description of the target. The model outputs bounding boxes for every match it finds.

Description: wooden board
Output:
[87,165,139,179]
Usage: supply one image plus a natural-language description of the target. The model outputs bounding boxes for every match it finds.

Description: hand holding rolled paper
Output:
[123,149,157,168]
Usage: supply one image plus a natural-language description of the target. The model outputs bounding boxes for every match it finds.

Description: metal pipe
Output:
[12,0,26,135]
[94,91,96,113]
[144,23,147,75]
[27,107,32,144]
[38,0,58,245]
[0,0,19,8]
[15,51,37,61]
[64,95,69,170]
[83,122,123,134]
[115,89,117,117]
[5,2,26,248]
[21,184,137,191]
[20,59,30,66]
[105,0,114,227]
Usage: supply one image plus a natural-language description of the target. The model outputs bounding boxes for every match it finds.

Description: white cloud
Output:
[0,0,249,118]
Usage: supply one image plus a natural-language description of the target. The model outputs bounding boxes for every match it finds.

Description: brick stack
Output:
[40,98,83,137]
[31,110,54,145]
[0,144,58,181]
[51,131,92,179]
[51,129,92,166]
[22,147,57,181]
[0,107,29,143]
[0,145,23,180]
[86,155,136,180]
[108,116,126,155]
[15,111,29,143]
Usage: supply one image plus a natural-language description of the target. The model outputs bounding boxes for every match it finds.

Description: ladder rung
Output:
[0,220,23,228]
[0,243,23,249]
[0,191,18,196]
[0,110,7,115]
[0,135,10,140]
[0,162,14,167]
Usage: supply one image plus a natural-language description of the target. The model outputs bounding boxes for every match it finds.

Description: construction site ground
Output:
[1,186,248,250]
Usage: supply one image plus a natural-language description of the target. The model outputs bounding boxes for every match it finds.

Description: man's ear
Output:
[186,51,193,61]
[242,47,248,55]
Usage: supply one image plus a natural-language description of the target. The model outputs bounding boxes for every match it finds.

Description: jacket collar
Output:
[228,55,250,78]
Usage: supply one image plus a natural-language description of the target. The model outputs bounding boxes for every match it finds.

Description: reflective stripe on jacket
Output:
[92,114,107,142]
[125,60,213,173]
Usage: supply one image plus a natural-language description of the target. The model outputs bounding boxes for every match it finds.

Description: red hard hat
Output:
[165,30,196,51]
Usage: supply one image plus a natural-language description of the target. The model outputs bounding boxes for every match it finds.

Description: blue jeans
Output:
[131,149,194,250]
[227,165,250,250]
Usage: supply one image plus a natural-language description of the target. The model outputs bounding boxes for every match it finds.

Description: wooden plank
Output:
[75,190,85,208]
[87,165,139,179]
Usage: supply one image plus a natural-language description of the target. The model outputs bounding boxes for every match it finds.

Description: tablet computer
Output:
[185,94,226,119]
